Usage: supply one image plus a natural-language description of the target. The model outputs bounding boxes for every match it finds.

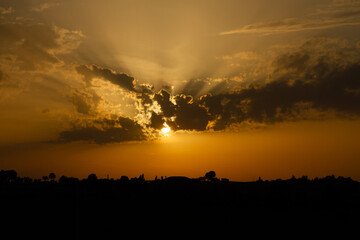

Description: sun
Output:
[161,122,171,134]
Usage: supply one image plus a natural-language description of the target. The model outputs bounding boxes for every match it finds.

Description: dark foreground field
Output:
[1,171,360,237]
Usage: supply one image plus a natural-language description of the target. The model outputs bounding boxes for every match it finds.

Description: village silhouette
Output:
[1,169,360,237]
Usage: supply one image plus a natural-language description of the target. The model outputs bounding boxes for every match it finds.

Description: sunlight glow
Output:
[161,122,171,134]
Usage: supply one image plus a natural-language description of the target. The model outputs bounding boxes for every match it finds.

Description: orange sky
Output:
[1,120,359,181]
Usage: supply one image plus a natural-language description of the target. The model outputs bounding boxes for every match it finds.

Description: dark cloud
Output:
[0,23,58,49]
[59,39,360,143]
[70,89,101,115]
[153,89,176,118]
[199,94,243,130]
[148,112,165,130]
[200,42,360,129]
[76,65,153,93]
[41,108,50,114]
[173,95,209,131]
[180,79,209,98]
[144,39,360,132]
[71,93,92,115]
[0,23,57,69]
[150,90,210,131]
[59,117,146,144]
[137,92,153,106]
[137,83,154,94]
[160,84,173,93]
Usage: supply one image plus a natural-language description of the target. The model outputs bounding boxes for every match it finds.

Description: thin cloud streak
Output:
[220,19,360,35]
[31,3,61,12]
[220,1,360,35]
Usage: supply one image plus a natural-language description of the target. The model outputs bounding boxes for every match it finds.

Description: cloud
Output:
[143,38,360,132]
[0,7,14,15]
[76,65,144,92]
[31,3,61,12]
[59,117,146,144]
[42,108,50,114]
[199,39,360,128]
[220,18,360,35]
[0,22,83,70]
[220,1,360,35]
[70,87,102,115]
[71,92,93,115]
[153,89,176,118]
[4,16,355,144]
[53,38,360,143]
[173,94,209,131]
[180,79,210,98]
[178,78,242,99]
[220,51,260,61]
[148,112,165,130]
[148,90,210,131]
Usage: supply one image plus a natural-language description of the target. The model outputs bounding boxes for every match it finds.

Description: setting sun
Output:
[161,123,171,134]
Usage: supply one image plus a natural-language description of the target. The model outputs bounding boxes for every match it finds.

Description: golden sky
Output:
[0,0,359,181]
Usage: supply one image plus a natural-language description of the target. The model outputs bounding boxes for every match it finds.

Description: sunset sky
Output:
[0,0,359,181]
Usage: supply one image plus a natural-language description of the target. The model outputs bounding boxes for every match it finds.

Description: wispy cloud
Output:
[220,1,360,35]
[31,2,60,12]
[0,7,14,15]
[220,18,360,35]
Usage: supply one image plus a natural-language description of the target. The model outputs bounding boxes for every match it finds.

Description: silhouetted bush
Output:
[59,176,80,185]
[21,177,32,184]
[49,173,56,182]
[0,170,17,183]
[87,173,98,183]
[205,171,217,182]
[221,178,229,183]
[119,176,129,182]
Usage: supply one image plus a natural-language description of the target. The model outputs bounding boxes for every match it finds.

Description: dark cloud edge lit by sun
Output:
[0,0,360,146]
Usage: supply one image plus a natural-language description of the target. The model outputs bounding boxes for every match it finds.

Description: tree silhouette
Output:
[49,173,56,182]
[42,176,49,182]
[138,174,145,182]
[205,171,216,181]
[87,173,98,183]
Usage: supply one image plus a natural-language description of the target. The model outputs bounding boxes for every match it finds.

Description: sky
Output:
[0,0,359,181]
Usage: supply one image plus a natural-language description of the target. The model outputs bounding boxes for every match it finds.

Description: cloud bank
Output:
[57,38,360,143]
[1,26,358,144]
[1,9,359,145]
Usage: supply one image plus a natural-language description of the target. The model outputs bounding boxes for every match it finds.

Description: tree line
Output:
[0,169,356,185]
